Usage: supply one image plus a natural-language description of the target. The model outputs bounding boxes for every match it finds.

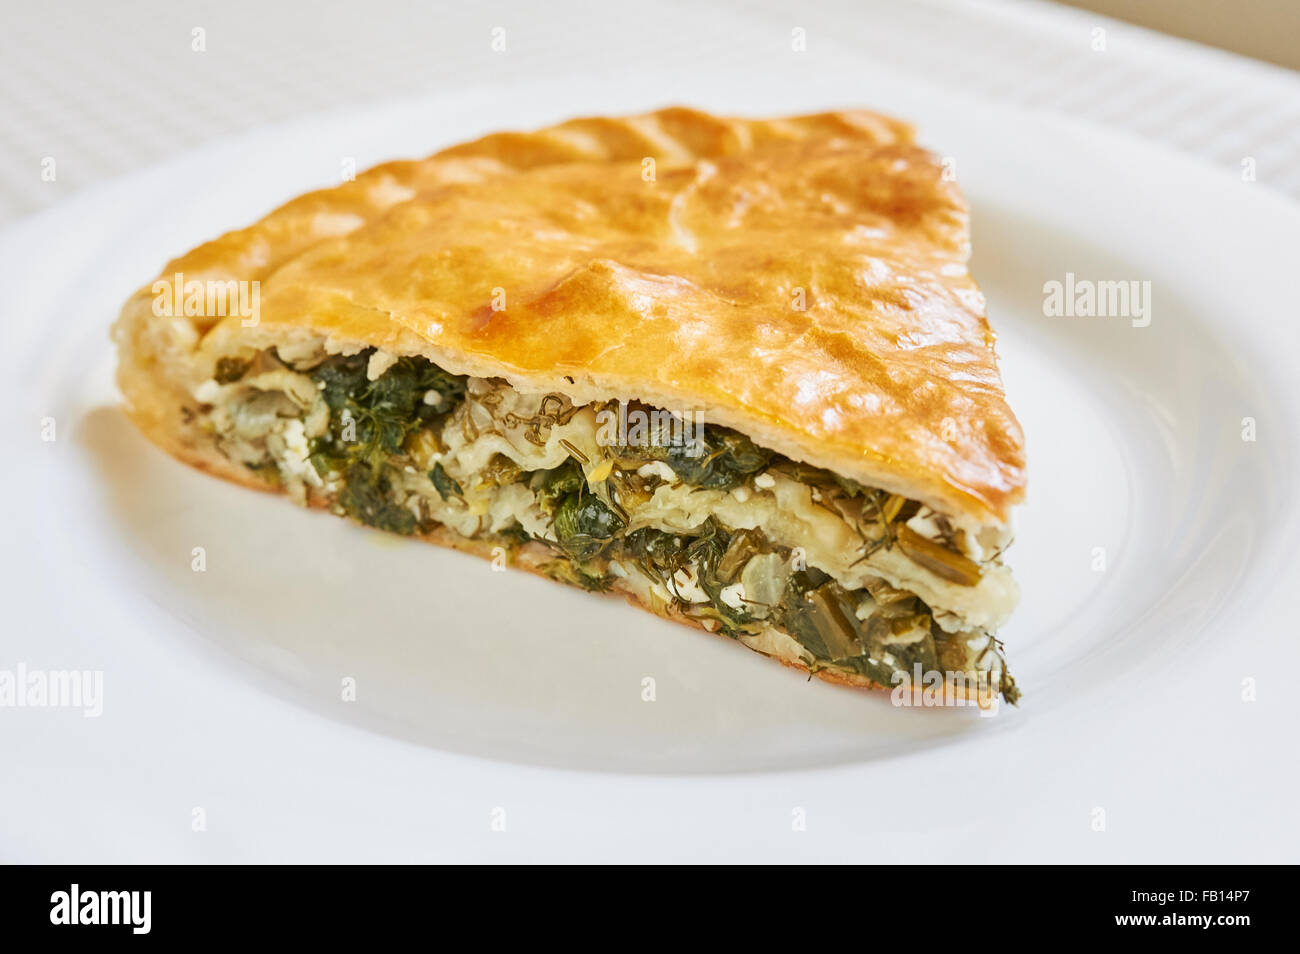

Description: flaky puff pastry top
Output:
[121,107,1026,529]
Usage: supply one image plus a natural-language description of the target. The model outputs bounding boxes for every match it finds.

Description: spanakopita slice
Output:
[114,107,1026,705]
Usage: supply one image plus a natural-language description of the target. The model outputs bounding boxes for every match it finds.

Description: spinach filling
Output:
[534,459,625,562]
[304,351,467,533]
[562,514,966,694]
[521,451,998,694]
[627,426,773,490]
[309,351,466,468]
[219,348,1014,699]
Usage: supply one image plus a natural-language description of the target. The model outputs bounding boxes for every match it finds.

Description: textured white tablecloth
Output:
[2,0,1298,224]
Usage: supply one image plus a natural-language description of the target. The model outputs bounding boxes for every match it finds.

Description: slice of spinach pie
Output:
[113,107,1027,704]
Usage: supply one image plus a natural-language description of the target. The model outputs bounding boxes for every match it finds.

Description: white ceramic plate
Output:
[3,68,1298,862]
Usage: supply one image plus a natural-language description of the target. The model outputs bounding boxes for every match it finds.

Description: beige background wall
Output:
[1057,0,1300,69]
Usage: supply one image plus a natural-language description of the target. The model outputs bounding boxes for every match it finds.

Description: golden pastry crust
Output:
[115,106,1025,528]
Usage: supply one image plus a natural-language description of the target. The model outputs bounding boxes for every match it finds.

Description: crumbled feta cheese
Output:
[278,419,320,487]
[366,350,400,380]
[932,609,964,634]
[637,461,676,482]
[731,486,751,503]
[422,389,442,406]
[670,565,710,603]
[193,379,222,404]
[753,473,775,489]
[719,582,746,610]
[906,507,946,542]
